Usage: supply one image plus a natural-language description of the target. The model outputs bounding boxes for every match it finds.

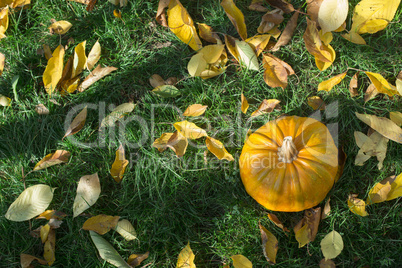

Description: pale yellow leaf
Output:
[183,104,208,117]
[221,0,247,40]
[110,144,129,183]
[295,224,310,248]
[40,224,50,243]
[241,93,249,114]
[149,74,166,88]
[87,40,101,70]
[176,242,196,268]
[35,103,49,115]
[173,121,207,140]
[113,219,137,241]
[205,136,234,161]
[0,94,11,106]
[83,215,120,234]
[318,71,347,91]
[231,255,252,268]
[71,41,87,78]
[100,102,135,128]
[48,20,72,34]
[188,53,208,77]
[152,84,181,97]
[64,106,87,139]
[235,40,259,71]
[73,173,101,217]
[166,131,188,157]
[0,7,9,39]
[318,0,348,34]
[43,229,56,265]
[364,71,399,97]
[79,65,117,92]
[198,44,225,64]
[390,111,402,127]
[259,224,278,264]
[341,31,366,45]
[348,194,368,216]
[320,230,343,260]
[43,45,65,95]
[34,150,70,171]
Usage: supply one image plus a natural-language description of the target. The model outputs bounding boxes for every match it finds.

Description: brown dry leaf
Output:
[73,173,101,217]
[390,112,402,127]
[293,207,321,248]
[257,9,284,33]
[34,150,70,171]
[35,103,49,115]
[82,214,120,234]
[78,65,117,92]
[198,23,220,43]
[265,0,294,13]
[248,0,268,12]
[349,72,359,97]
[308,96,326,110]
[251,99,281,117]
[176,242,196,268]
[0,7,8,39]
[48,218,63,229]
[20,253,47,268]
[319,258,336,268]
[271,11,299,51]
[205,136,234,161]
[267,213,290,233]
[183,104,208,117]
[306,0,323,23]
[364,83,379,102]
[241,93,249,114]
[43,228,56,265]
[166,131,188,157]
[0,52,4,75]
[367,173,402,204]
[153,132,174,152]
[167,0,202,51]
[174,120,207,140]
[348,194,368,216]
[63,106,87,139]
[86,0,97,12]
[318,71,347,92]
[110,144,129,183]
[127,252,149,267]
[262,53,294,89]
[221,0,247,40]
[355,112,402,144]
[36,210,67,220]
[259,223,278,264]
[87,40,101,70]
[156,0,169,27]
[43,45,65,95]
[245,34,271,56]
[48,20,72,35]
[231,255,252,268]
[364,71,399,97]
[321,198,331,220]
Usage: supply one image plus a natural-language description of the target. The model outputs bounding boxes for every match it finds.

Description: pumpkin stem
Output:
[277,136,298,163]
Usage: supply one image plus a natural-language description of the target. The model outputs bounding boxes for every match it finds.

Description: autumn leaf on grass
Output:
[63,106,87,139]
[320,230,344,260]
[259,224,278,264]
[248,0,268,12]
[20,254,47,268]
[349,72,359,97]
[355,112,402,144]
[71,41,87,79]
[167,0,202,51]
[241,93,249,114]
[319,258,336,268]
[221,0,247,40]
[198,23,220,43]
[367,173,402,204]
[156,0,169,26]
[110,144,129,183]
[108,0,127,7]
[0,7,8,39]
[396,71,402,95]
[363,83,379,102]
[83,215,120,234]
[174,121,207,140]
[294,207,321,248]
[78,65,117,92]
[231,255,252,268]
[128,252,149,267]
[44,228,56,265]
[87,40,101,70]
[271,11,299,51]
[153,85,181,97]
[73,173,101,217]
[245,34,271,56]
[167,131,188,157]
[188,44,228,78]
[318,0,348,34]
[235,40,259,71]
[262,54,294,89]
[35,103,49,114]
[318,71,347,92]
[251,99,281,118]
[176,242,196,268]
[321,198,331,220]
[257,9,284,33]
[306,0,323,23]
[43,45,65,95]
[48,20,72,34]
[0,52,4,75]
[348,194,368,216]
[0,94,11,106]
[364,72,399,97]
[268,213,290,233]
[308,96,326,110]
[5,184,55,222]
[205,136,234,161]
[153,132,174,152]
[90,231,131,268]
[265,0,294,13]
[341,31,366,45]
[100,102,135,128]
[34,150,70,171]
[113,219,137,241]
[390,111,402,127]
[36,210,67,220]
[354,131,388,169]
[183,104,208,117]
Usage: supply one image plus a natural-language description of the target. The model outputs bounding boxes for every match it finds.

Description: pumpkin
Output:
[239,116,338,212]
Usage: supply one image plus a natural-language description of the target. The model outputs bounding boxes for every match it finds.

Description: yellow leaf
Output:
[321,198,331,220]
[364,71,399,97]
[348,194,368,216]
[241,93,249,114]
[205,136,234,161]
[34,150,70,171]
[318,30,333,45]
[294,207,321,247]
[271,11,299,51]
[71,41,87,78]
[43,45,65,95]
[36,210,67,220]
[73,173,101,217]
[314,43,335,71]
[308,96,326,110]
[303,19,333,63]
[318,71,347,91]
[188,53,208,77]
[320,230,343,260]
[224,35,240,61]
[87,40,101,70]
[166,131,188,157]
[363,83,379,102]
[0,94,11,106]
[113,219,137,241]
[20,254,47,268]
[40,224,50,243]
[267,213,290,233]
[183,104,208,117]
[0,52,4,75]
[153,132,174,152]
[43,229,56,265]
[78,65,117,92]
[5,184,55,221]
[390,111,402,127]
[176,242,196,268]
[251,99,281,117]
[198,23,220,43]
[63,106,87,139]
[48,20,72,34]
[341,31,366,45]
[127,252,149,267]
[262,54,294,89]
[153,84,181,97]
[167,0,202,51]
[0,6,9,39]
[110,144,129,183]
[100,102,135,128]
[295,224,310,248]
[235,40,259,71]
[358,19,389,34]
[83,214,120,234]
[318,0,348,34]
[231,255,252,268]
[259,224,278,264]
[198,44,226,64]
[367,173,402,204]
[173,121,207,140]
[113,9,122,19]
[245,34,271,56]
[221,0,247,40]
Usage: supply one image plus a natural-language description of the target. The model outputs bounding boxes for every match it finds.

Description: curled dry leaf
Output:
[251,99,281,118]
[34,150,70,171]
[364,72,399,97]
[267,213,290,233]
[349,72,359,97]
[294,207,321,248]
[318,71,347,92]
[43,229,56,265]
[221,0,247,40]
[110,144,129,183]
[166,131,188,157]
[363,83,379,102]
[63,106,87,139]
[321,198,331,220]
[271,10,299,51]
[354,130,388,169]
[259,223,278,264]
[174,120,207,140]
[127,252,149,267]
[241,93,249,114]
[156,0,169,27]
[265,0,294,13]
[100,102,135,128]
[48,20,72,34]
[231,255,252,268]
[87,40,101,70]
[308,96,326,110]
[176,242,196,268]
[390,111,402,127]
[20,254,47,268]
[320,230,343,260]
[367,173,402,204]
[73,173,101,217]
[318,0,348,34]
[306,0,323,23]
[248,0,269,12]
[78,65,117,92]
[35,103,49,115]
[114,219,137,241]
[183,104,208,117]
[83,215,120,234]
[245,34,271,56]
[43,45,65,96]
[348,194,368,216]
[0,7,8,39]
[198,23,220,43]
[258,9,284,33]
[262,53,294,89]
[205,136,234,161]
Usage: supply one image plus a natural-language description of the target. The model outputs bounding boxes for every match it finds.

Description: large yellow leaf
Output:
[364,71,399,97]
[173,121,207,140]
[5,184,55,222]
[176,242,196,268]
[113,219,137,241]
[231,255,252,268]
[83,215,120,234]
[320,230,343,260]
[87,40,101,70]
[63,106,87,139]
[183,104,208,117]
[71,41,87,78]
[259,224,278,264]
[318,71,347,91]
[348,194,368,216]
[73,173,101,217]
[318,0,348,34]
[100,102,135,128]
[48,20,72,35]
[110,144,129,183]
[167,0,202,51]
[0,6,8,39]
[43,45,65,95]
[221,0,247,40]
[205,136,234,161]
[34,150,70,171]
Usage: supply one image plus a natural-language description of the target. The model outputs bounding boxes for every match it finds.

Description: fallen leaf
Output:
[40,224,51,243]
[354,130,388,169]
[87,40,101,70]
[231,255,252,268]
[248,0,268,12]
[183,104,208,117]
[355,112,402,144]
[83,215,120,234]
[318,0,348,34]
[258,9,284,33]
[152,85,181,97]
[341,31,366,45]
[63,106,87,139]
[235,40,259,71]
[167,0,202,51]
[166,131,188,157]
[78,65,117,92]
[363,83,379,102]
[176,242,196,268]
[0,52,4,75]
[241,93,249,114]
[320,230,343,260]
[33,103,49,115]
[245,34,271,56]
[259,223,278,264]
[73,173,101,217]
[86,0,97,12]
[43,45,65,95]
[396,71,402,95]
[367,173,402,204]
[113,219,137,241]
[113,9,122,19]
[149,74,166,88]
[90,231,131,267]
[127,252,149,267]
[34,150,70,171]
[174,121,207,140]
[48,20,72,34]
[43,229,56,265]
[153,132,174,152]
[349,72,359,97]
[0,7,9,39]
[390,111,402,127]
[308,96,326,110]
[251,99,281,117]
[321,198,331,220]
[319,258,336,268]
[265,0,294,13]
[348,194,368,216]
[110,144,129,183]
[198,23,220,43]
[205,136,234,161]
[36,210,67,220]
[267,213,290,232]
[221,0,247,40]
[294,207,321,247]
[156,0,169,27]
[364,72,399,97]
[0,94,11,106]
[100,102,135,128]
[20,254,47,268]
[48,218,63,229]
[318,71,347,92]
[71,40,87,79]
[262,54,294,89]
[307,0,323,23]
[271,11,299,51]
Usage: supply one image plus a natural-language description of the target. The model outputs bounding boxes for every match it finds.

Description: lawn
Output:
[0,0,401,267]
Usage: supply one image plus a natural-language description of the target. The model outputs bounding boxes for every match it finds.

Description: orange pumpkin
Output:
[239,116,338,212]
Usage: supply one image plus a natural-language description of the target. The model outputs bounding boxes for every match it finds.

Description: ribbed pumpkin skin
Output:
[239,116,338,212]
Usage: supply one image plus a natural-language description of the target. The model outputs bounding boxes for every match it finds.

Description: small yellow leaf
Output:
[176,242,196,268]
[0,52,4,75]
[205,136,234,161]
[113,9,122,19]
[308,96,326,110]
[43,45,65,95]
[82,214,120,234]
[0,7,9,39]
[318,0,348,34]
[241,93,249,114]
[48,20,72,34]
[320,230,343,260]
[259,224,278,264]
[114,219,137,241]
[0,94,11,106]
[63,106,87,139]
[251,99,281,117]
[231,254,252,268]
[245,34,271,56]
[110,144,129,183]
[87,40,101,70]
[71,41,87,78]
[183,104,208,117]
[166,131,188,157]
[221,0,247,40]
[198,23,220,43]
[127,252,149,267]
[348,194,368,216]
[78,65,117,92]
[321,198,331,220]
[73,173,101,217]
[43,229,56,265]
[153,132,174,152]
[173,121,207,140]
[341,31,366,45]
[20,254,47,268]
[100,102,135,128]
[318,71,347,91]
[40,224,50,243]
[364,71,399,97]
[34,150,70,171]
[314,44,336,71]
[267,213,290,233]
[349,72,359,97]
[303,19,333,63]
[390,111,402,127]
[198,44,226,64]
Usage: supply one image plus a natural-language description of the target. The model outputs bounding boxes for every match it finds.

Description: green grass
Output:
[0,0,401,267]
